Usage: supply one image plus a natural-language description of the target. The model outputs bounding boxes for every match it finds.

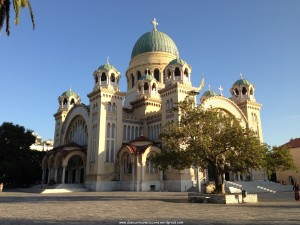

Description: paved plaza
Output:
[0,190,299,225]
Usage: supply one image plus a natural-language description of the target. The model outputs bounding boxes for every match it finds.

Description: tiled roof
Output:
[130,135,152,143]
[284,138,300,148]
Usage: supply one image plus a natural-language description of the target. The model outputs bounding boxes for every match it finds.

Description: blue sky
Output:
[1,0,299,146]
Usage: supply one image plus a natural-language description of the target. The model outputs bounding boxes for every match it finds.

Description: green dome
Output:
[169,58,187,66]
[139,74,153,81]
[61,89,79,98]
[131,30,179,59]
[98,63,117,71]
[202,90,217,97]
[234,79,251,86]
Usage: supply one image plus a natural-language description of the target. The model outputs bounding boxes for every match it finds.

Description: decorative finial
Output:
[106,56,110,65]
[240,72,243,79]
[69,85,72,92]
[198,77,205,91]
[208,85,211,91]
[151,18,158,31]
[146,67,149,75]
[218,85,223,96]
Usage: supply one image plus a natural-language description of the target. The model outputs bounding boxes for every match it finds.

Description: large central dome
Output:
[131,30,179,59]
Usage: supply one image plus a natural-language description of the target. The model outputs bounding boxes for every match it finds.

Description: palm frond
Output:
[25,0,34,29]
[0,0,10,36]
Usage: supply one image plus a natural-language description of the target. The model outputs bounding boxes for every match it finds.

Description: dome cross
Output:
[218,85,223,96]
[151,18,158,31]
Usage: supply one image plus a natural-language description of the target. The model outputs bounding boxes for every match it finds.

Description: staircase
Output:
[225,181,293,194]
[42,184,90,194]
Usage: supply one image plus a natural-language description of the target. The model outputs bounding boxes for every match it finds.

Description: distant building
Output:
[276,138,300,184]
[42,19,264,191]
[30,132,53,151]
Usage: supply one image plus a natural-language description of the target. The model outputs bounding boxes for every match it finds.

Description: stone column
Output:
[54,168,58,183]
[132,157,135,191]
[61,167,66,184]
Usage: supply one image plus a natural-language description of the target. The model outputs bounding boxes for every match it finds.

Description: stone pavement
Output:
[0,190,299,225]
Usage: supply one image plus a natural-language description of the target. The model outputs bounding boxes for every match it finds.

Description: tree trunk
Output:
[221,173,225,194]
[215,166,221,194]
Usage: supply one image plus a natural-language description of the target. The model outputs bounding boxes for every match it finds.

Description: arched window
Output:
[112,103,117,112]
[175,67,180,77]
[135,127,139,138]
[107,102,112,112]
[167,69,171,79]
[242,87,247,95]
[144,82,149,91]
[111,73,115,83]
[137,71,141,80]
[250,88,254,95]
[124,153,132,173]
[127,126,131,140]
[112,124,115,138]
[70,98,75,105]
[170,99,173,109]
[153,125,157,139]
[152,83,156,91]
[107,123,111,138]
[235,88,239,96]
[166,100,170,110]
[131,73,135,88]
[154,68,160,81]
[184,68,189,77]
[63,98,68,105]
[146,153,157,173]
[106,123,115,162]
[123,125,126,140]
[101,72,107,81]
[131,126,134,140]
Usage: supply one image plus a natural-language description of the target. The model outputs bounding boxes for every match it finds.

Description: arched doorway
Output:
[65,155,85,184]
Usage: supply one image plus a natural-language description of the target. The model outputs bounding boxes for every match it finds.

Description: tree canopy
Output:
[0,122,45,187]
[0,0,35,36]
[153,98,271,194]
[265,145,297,180]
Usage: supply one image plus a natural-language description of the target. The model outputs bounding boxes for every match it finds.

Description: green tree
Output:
[0,0,35,36]
[265,145,297,180]
[0,122,44,187]
[153,98,267,194]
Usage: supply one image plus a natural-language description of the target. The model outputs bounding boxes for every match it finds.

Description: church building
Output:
[42,19,264,191]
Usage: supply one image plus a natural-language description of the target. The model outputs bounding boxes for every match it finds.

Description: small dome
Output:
[139,74,153,81]
[202,90,217,97]
[131,30,179,59]
[169,58,187,66]
[233,78,251,86]
[98,63,117,71]
[61,89,79,98]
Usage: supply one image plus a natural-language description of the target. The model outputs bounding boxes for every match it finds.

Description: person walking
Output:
[293,181,300,201]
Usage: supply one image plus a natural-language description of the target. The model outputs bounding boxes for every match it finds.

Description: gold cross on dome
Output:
[151,18,158,31]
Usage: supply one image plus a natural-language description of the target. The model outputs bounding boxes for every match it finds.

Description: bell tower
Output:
[53,88,81,147]
[86,59,125,191]
[230,74,263,142]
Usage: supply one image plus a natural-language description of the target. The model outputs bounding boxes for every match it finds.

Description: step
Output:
[41,184,89,194]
